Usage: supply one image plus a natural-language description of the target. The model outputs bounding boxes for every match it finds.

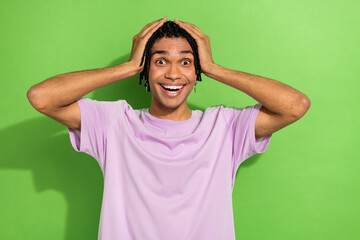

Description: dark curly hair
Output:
[139,20,203,92]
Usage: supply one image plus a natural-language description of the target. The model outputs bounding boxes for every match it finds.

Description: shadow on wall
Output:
[0,55,215,239]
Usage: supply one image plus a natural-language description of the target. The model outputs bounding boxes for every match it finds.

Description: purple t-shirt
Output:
[68,98,272,240]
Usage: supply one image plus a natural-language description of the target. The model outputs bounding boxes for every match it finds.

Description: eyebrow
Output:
[151,50,193,57]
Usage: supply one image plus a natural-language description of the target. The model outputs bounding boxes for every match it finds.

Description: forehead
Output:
[150,38,193,57]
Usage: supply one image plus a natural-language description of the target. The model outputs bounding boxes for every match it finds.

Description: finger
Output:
[175,19,198,29]
[181,21,205,37]
[175,19,202,36]
[137,17,166,36]
[139,17,167,38]
[175,19,203,39]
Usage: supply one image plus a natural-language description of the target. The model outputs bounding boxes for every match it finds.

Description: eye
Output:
[155,59,165,64]
[182,60,191,65]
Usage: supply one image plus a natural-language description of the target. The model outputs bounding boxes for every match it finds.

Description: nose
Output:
[165,64,181,81]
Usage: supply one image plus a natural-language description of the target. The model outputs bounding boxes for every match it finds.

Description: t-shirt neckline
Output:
[144,109,197,126]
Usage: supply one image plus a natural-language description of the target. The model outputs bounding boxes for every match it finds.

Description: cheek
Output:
[184,68,197,81]
[149,65,165,77]
[149,64,196,79]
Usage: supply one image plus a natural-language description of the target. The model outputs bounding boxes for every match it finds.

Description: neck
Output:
[149,101,192,121]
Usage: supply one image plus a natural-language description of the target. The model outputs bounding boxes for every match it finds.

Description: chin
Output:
[149,80,194,108]
[159,96,186,109]
[154,90,188,109]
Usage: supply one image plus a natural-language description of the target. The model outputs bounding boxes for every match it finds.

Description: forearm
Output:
[27,61,140,111]
[205,63,310,117]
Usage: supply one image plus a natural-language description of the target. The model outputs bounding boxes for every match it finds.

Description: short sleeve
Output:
[68,98,109,170]
[225,103,272,176]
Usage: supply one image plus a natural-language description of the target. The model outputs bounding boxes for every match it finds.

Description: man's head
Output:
[138,20,203,110]
[139,21,202,91]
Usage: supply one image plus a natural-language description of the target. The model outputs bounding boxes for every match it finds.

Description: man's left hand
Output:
[174,19,215,76]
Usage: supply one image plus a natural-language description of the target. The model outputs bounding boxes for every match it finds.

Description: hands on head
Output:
[173,19,214,74]
[128,17,168,72]
[128,17,214,76]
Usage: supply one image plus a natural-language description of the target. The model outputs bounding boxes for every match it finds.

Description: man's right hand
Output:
[27,19,170,132]
[128,17,168,72]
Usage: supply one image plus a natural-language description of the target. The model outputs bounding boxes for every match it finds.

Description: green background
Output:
[1,0,359,239]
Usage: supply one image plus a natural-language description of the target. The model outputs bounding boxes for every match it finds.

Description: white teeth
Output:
[161,84,184,90]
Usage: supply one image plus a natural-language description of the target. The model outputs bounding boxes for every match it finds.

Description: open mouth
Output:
[160,84,185,97]
[160,84,184,92]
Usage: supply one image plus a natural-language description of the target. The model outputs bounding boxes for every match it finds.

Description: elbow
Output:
[27,87,48,112]
[292,95,311,118]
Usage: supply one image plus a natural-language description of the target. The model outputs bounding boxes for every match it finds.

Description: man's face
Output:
[148,37,196,110]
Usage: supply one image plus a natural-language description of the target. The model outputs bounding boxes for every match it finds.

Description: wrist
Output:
[109,61,143,81]
[126,61,143,75]
[202,62,219,77]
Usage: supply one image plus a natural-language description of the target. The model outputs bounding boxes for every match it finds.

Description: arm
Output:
[204,64,311,139]
[174,19,311,140]
[27,17,168,131]
[27,62,141,131]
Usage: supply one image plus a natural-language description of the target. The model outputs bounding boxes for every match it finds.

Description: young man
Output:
[27,17,310,240]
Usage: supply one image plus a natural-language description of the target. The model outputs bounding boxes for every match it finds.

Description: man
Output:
[27,17,310,240]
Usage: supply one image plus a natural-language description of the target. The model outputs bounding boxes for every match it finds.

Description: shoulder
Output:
[78,98,128,108]
[77,98,130,119]
[204,103,257,119]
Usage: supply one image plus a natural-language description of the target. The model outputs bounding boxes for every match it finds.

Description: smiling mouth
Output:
[160,84,184,92]
[159,84,185,97]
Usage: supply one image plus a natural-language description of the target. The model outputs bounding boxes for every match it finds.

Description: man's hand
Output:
[128,17,168,72]
[174,19,215,76]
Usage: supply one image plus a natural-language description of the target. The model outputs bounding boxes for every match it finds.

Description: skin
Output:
[27,17,310,139]
[148,37,196,121]
[130,17,310,140]
[128,17,195,121]
[173,18,311,140]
